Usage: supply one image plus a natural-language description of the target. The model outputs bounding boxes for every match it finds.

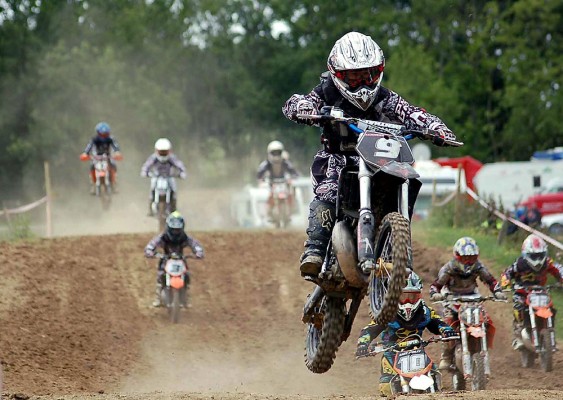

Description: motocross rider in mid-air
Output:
[144,211,204,307]
[355,270,457,397]
[501,234,563,350]
[281,31,457,278]
[80,122,122,194]
[140,138,187,217]
[256,140,300,221]
[429,237,507,370]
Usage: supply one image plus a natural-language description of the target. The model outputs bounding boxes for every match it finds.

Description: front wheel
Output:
[304,296,346,373]
[539,329,553,372]
[368,212,410,324]
[452,371,466,391]
[168,289,181,324]
[157,201,167,232]
[470,353,486,391]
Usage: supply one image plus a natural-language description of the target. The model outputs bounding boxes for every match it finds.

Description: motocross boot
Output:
[438,342,454,370]
[152,283,163,307]
[300,200,335,276]
[512,320,524,350]
[147,199,154,217]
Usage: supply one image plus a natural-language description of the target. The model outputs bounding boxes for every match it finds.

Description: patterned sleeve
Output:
[427,306,454,335]
[429,264,451,295]
[477,262,501,293]
[185,235,204,256]
[547,258,563,282]
[110,137,121,152]
[357,321,384,345]
[256,160,270,180]
[144,234,163,257]
[170,155,187,175]
[140,154,156,177]
[381,90,456,140]
[84,139,94,154]
[501,260,519,285]
[282,88,325,125]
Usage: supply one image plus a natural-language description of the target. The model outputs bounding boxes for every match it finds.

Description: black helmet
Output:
[165,211,185,241]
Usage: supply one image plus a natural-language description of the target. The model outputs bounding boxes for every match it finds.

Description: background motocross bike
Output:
[436,294,506,391]
[88,154,116,211]
[511,284,560,372]
[268,177,292,229]
[299,109,462,373]
[357,334,459,395]
[148,171,180,232]
[155,252,195,324]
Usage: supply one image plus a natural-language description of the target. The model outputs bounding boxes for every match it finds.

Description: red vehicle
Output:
[518,178,563,216]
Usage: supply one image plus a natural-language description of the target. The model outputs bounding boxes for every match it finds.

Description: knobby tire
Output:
[304,296,346,373]
[368,212,410,324]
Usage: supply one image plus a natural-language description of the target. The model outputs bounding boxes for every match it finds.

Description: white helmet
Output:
[154,138,172,162]
[267,140,284,163]
[521,234,548,271]
[327,32,385,111]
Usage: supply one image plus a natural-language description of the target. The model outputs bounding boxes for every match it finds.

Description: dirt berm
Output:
[0,230,561,400]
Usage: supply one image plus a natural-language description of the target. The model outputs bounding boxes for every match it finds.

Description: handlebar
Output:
[151,252,199,260]
[434,295,507,304]
[356,335,460,359]
[509,284,562,292]
[296,112,464,147]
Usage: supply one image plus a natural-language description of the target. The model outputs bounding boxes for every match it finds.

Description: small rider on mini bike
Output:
[429,237,506,370]
[140,138,187,217]
[355,270,457,397]
[144,211,204,307]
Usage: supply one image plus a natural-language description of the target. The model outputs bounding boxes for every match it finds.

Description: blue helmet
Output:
[95,122,111,138]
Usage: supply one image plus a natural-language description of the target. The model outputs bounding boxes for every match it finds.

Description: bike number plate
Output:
[394,349,428,373]
[356,133,414,167]
[528,293,550,308]
[165,260,186,275]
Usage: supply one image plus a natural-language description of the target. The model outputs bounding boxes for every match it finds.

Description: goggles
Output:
[157,150,170,156]
[399,291,421,305]
[457,255,478,265]
[334,65,384,89]
[528,252,546,261]
[269,150,283,156]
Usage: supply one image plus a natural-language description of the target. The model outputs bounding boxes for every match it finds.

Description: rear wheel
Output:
[368,212,409,324]
[539,329,553,372]
[304,296,346,373]
[470,353,486,391]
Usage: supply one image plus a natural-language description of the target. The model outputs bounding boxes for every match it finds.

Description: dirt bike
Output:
[436,294,506,391]
[89,154,114,210]
[155,252,196,323]
[510,284,560,372]
[268,177,292,229]
[148,172,179,231]
[357,334,459,395]
[298,108,463,373]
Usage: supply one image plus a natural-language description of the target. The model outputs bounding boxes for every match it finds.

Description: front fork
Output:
[356,158,410,272]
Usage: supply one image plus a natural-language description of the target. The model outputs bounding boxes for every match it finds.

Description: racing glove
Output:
[494,290,507,300]
[355,343,369,357]
[294,100,316,125]
[440,328,457,339]
[430,293,444,301]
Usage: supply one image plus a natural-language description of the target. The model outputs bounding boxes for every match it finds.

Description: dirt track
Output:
[0,230,562,400]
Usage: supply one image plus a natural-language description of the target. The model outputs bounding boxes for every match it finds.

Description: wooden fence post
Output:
[44,161,53,238]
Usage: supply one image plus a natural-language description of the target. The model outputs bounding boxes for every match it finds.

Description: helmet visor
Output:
[269,149,283,157]
[458,255,478,265]
[528,252,546,262]
[334,65,384,89]
[157,150,170,157]
[399,291,421,305]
